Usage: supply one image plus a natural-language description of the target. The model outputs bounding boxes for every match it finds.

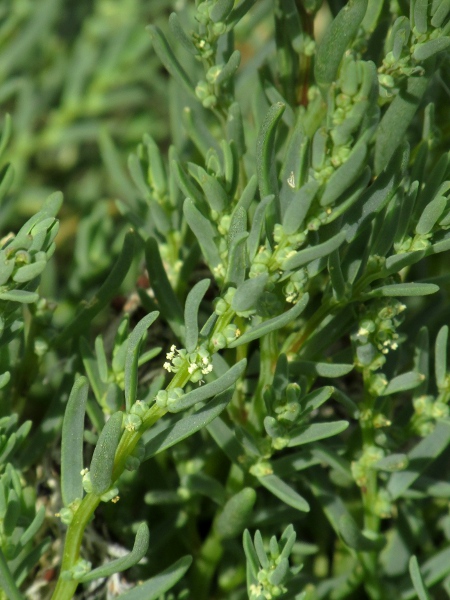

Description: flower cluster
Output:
[351,445,384,487]
[412,395,450,436]
[378,15,449,97]
[164,344,214,383]
[352,298,406,372]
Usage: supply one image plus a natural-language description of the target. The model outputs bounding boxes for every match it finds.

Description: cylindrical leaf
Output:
[413,37,450,61]
[381,371,424,395]
[288,421,349,446]
[185,279,210,352]
[90,411,123,496]
[61,376,89,507]
[79,523,150,582]
[315,0,368,88]
[125,312,159,410]
[232,274,269,313]
[435,325,448,389]
[256,102,285,201]
[215,488,256,539]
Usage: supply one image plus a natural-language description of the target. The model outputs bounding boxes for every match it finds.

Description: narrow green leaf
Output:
[227,102,246,157]
[247,195,273,262]
[435,325,448,389]
[90,411,123,496]
[185,279,210,352]
[195,167,229,213]
[226,230,248,287]
[384,251,426,275]
[365,283,439,298]
[216,50,241,85]
[210,0,234,22]
[243,530,260,581]
[381,371,424,396]
[416,196,447,235]
[215,488,256,539]
[344,145,408,242]
[402,546,450,599]
[221,138,239,197]
[409,556,431,600]
[270,558,289,586]
[374,76,429,174]
[147,25,195,97]
[80,338,107,405]
[125,313,159,410]
[182,109,220,159]
[0,164,15,208]
[314,0,368,88]
[144,389,233,460]
[300,387,334,412]
[3,489,20,535]
[232,274,269,313]
[118,556,193,600]
[79,523,149,582]
[183,198,222,270]
[226,0,258,29]
[387,421,450,499]
[413,36,450,60]
[290,361,354,378]
[95,336,108,384]
[280,119,309,216]
[144,238,184,339]
[19,506,45,548]
[228,293,309,347]
[288,421,349,447]
[173,161,204,206]
[167,359,246,413]
[282,180,319,234]
[168,13,198,55]
[431,0,450,26]
[258,473,310,512]
[414,0,429,33]
[254,531,270,568]
[0,290,39,304]
[0,114,12,162]
[12,261,46,283]
[0,548,24,600]
[61,376,89,507]
[283,232,346,270]
[328,249,346,300]
[320,142,367,207]
[256,102,285,201]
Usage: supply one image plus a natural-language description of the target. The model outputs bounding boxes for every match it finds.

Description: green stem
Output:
[51,493,100,600]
